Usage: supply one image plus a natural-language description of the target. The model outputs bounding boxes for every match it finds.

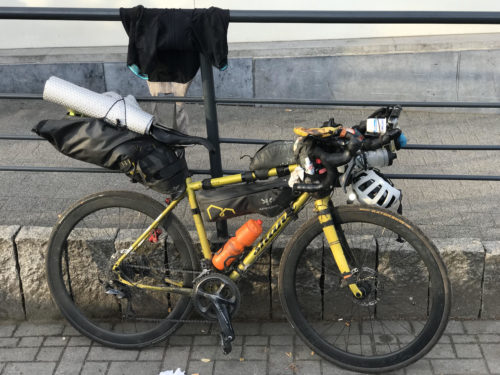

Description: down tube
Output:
[229,192,310,281]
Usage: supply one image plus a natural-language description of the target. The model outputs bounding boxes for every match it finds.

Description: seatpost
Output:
[199,53,228,239]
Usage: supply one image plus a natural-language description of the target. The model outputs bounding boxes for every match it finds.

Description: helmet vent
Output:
[376,190,389,205]
[369,185,381,199]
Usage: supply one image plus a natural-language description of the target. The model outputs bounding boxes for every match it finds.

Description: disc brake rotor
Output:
[352,267,383,306]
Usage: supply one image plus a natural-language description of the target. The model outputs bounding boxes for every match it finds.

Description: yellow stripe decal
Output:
[358,207,412,230]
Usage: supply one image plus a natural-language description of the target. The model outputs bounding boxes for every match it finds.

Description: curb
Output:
[0,225,499,321]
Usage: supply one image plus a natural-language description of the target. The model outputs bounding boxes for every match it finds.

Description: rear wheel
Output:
[46,191,199,348]
[279,205,450,373]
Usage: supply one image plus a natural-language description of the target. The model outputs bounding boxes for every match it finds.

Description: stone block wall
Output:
[15,226,59,320]
[435,238,485,319]
[0,225,23,320]
[482,241,500,319]
[2,36,500,105]
[0,226,499,321]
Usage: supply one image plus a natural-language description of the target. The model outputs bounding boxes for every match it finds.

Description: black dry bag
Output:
[33,118,189,195]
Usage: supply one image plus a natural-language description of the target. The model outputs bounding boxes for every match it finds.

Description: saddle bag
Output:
[33,117,189,195]
[197,178,297,222]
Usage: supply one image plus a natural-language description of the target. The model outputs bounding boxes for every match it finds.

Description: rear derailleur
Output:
[103,282,137,319]
[192,273,240,354]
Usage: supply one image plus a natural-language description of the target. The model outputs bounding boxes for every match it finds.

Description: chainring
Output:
[193,273,241,320]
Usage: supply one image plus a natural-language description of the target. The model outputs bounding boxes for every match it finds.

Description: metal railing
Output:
[1,7,499,237]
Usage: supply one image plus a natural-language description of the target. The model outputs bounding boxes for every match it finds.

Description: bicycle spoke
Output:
[289,212,443,364]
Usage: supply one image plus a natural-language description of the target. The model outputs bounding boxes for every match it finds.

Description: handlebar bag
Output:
[197,178,297,222]
[249,140,296,170]
[33,117,189,195]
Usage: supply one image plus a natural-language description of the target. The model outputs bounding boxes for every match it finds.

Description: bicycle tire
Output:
[46,191,199,349]
[279,205,450,373]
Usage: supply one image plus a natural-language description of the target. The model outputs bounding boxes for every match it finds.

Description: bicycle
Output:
[44,105,450,373]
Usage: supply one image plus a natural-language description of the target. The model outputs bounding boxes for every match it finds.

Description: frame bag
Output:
[197,178,297,222]
[33,118,189,195]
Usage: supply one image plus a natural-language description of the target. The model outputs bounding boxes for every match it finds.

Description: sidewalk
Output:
[0,320,499,375]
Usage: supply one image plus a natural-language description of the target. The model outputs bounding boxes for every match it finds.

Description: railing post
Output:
[199,53,228,239]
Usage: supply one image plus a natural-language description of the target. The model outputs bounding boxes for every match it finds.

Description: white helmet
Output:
[351,169,401,208]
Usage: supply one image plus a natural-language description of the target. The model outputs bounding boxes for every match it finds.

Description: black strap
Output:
[241,171,255,183]
[191,208,201,215]
[320,219,334,228]
[285,207,298,221]
[276,166,290,177]
[254,169,269,180]
[316,208,331,217]
[202,179,213,190]
[158,154,187,178]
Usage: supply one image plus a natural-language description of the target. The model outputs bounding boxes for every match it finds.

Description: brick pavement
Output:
[0,320,499,375]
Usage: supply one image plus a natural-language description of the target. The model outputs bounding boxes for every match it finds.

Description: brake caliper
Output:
[148,228,162,243]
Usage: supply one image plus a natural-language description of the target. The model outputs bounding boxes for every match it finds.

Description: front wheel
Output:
[279,205,450,373]
[46,191,199,349]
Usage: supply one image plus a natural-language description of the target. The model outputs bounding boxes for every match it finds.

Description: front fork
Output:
[314,197,363,298]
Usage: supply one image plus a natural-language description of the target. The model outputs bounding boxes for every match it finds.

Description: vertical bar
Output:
[199,53,228,239]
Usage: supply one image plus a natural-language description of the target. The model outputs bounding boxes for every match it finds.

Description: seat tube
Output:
[314,196,363,298]
[186,177,212,260]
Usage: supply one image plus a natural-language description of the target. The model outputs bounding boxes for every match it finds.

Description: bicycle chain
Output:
[116,263,215,324]
[122,263,201,275]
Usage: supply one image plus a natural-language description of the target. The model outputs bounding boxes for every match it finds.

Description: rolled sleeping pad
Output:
[42,76,154,135]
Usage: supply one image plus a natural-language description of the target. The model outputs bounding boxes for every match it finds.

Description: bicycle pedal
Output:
[220,335,232,355]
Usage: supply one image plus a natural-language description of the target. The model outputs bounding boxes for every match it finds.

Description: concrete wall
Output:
[0,225,498,321]
[1,34,500,105]
[2,0,500,48]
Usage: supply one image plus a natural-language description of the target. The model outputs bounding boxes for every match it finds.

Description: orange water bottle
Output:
[212,219,263,270]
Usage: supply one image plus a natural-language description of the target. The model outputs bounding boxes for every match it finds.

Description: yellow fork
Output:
[315,197,363,298]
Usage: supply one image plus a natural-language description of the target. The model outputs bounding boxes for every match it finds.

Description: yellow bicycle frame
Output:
[112,164,362,298]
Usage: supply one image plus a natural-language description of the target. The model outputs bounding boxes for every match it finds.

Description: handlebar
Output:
[292,127,402,193]
[293,149,350,192]
[362,128,401,151]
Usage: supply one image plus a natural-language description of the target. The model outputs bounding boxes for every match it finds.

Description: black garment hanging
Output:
[120,6,230,83]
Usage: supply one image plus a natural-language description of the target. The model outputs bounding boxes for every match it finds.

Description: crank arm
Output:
[213,302,235,355]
